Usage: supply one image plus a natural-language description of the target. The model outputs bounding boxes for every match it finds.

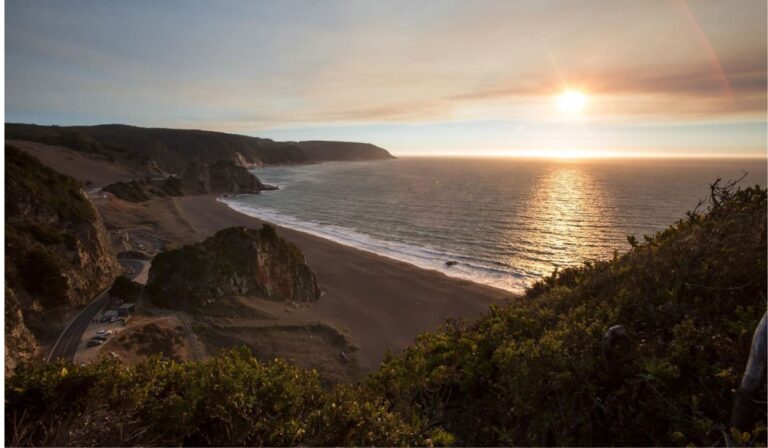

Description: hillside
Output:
[5,146,120,371]
[6,182,766,447]
[6,123,395,175]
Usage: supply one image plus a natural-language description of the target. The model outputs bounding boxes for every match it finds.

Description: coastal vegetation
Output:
[108,276,142,302]
[7,181,766,446]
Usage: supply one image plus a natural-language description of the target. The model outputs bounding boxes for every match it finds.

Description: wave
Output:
[218,197,529,293]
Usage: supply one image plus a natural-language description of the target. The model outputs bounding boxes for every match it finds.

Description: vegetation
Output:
[119,323,186,360]
[5,145,95,222]
[6,349,425,446]
[6,182,766,446]
[102,177,189,202]
[109,276,142,301]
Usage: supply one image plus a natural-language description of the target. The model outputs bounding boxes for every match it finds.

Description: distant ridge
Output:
[5,123,394,175]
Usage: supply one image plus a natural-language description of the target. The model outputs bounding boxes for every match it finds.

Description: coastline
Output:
[173,194,514,371]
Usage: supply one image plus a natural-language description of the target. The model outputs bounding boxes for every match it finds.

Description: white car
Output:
[95,330,112,336]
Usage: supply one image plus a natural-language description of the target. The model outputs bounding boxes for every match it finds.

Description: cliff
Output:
[146,225,320,309]
[181,159,277,195]
[102,160,276,202]
[6,123,395,175]
[5,146,120,369]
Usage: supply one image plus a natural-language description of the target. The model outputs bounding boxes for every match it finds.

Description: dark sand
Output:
[173,195,513,370]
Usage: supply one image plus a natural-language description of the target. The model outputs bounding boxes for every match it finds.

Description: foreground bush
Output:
[6,348,426,446]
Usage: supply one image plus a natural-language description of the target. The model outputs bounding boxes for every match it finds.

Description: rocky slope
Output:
[102,160,277,202]
[181,159,277,195]
[146,225,320,309]
[5,146,120,370]
[6,123,395,175]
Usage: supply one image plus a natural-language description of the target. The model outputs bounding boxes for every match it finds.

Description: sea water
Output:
[221,157,766,293]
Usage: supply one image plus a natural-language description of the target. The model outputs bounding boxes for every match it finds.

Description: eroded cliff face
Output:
[182,160,276,195]
[146,225,320,310]
[102,160,276,203]
[5,146,120,369]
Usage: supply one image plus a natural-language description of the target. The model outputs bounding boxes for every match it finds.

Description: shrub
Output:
[6,349,425,447]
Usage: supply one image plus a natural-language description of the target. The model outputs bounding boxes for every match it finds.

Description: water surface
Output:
[223,157,766,293]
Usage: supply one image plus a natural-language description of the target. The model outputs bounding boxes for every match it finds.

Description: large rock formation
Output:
[146,225,320,309]
[5,146,120,369]
[102,160,277,202]
[181,160,276,195]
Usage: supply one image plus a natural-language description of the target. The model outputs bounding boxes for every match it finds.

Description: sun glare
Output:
[556,90,588,114]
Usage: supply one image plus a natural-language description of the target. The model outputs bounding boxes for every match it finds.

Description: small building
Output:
[117,303,136,317]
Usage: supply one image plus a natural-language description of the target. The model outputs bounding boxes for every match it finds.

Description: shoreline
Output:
[172,194,515,371]
[218,194,522,294]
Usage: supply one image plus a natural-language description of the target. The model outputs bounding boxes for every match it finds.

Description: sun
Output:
[556,90,588,114]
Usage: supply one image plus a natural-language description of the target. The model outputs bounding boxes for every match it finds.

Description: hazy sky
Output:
[6,0,767,156]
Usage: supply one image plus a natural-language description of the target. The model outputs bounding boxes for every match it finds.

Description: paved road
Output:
[47,259,145,362]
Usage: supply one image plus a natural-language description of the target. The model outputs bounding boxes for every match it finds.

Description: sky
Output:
[5,0,767,157]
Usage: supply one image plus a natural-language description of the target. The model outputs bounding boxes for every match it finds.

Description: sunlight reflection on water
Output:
[226,158,766,293]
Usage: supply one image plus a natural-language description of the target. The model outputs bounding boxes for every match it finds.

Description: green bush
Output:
[6,349,425,447]
[109,276,142,301]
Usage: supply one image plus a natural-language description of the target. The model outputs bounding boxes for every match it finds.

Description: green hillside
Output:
[6,182,766,447]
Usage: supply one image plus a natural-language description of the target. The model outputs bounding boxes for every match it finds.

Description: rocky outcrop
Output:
[103,160,276,202]
[232,151,262,169]
[146,225,320,310]
[181,160,276,195]
[5,287,37,374]
[5,146,120,368]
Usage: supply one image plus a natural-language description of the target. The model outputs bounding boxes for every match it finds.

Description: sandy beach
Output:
[170,194,513,370]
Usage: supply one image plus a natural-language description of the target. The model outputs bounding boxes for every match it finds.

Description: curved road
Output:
[47,259,145,362]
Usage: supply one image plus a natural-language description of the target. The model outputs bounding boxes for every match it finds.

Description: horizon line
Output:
[392,152,768,160]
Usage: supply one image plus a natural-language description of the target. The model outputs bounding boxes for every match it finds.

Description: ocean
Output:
[221,157,766,293]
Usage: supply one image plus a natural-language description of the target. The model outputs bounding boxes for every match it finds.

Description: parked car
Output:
[95,330,112,336]
[92,335,108,342]
[87,340,103,347]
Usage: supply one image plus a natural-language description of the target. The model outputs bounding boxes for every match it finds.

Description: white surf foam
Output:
[217,197,529,293]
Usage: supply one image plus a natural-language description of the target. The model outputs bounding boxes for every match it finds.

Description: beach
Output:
[94,191,513,372]
[172,195,512,370]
